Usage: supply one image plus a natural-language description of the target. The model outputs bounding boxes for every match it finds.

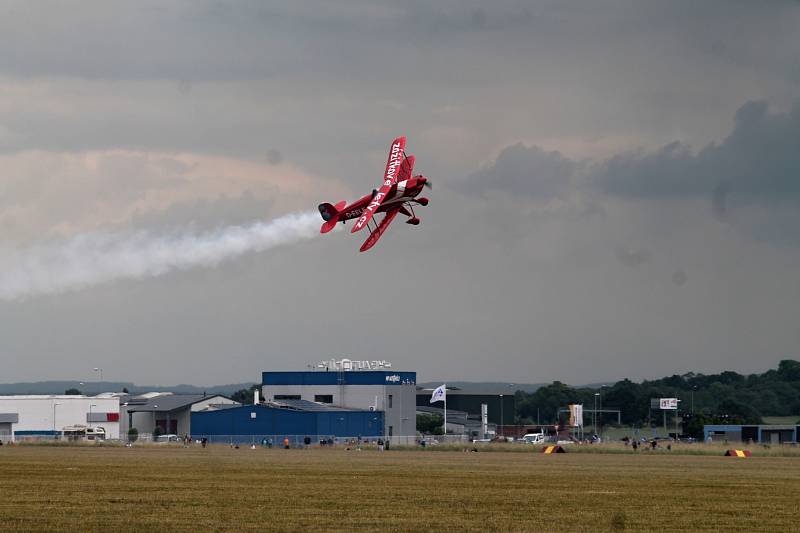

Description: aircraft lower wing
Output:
[359,207,401,252]
[352,136,406,233]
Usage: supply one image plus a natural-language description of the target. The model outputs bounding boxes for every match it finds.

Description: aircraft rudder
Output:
[319,201,346,234]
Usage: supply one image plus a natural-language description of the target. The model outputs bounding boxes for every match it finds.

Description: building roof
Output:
[417,405,468,417]
[269,399,365,412]
[0,395,118,400]
[123,394,232,412]
[704,424,798,430]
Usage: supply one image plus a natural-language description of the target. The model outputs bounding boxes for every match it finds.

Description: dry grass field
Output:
[1,444,799,532]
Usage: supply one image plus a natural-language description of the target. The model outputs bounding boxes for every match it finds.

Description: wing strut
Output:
[352,136,406,233]
[359,207,401,252]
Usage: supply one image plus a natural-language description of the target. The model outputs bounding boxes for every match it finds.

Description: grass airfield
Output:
[1,444,799,532]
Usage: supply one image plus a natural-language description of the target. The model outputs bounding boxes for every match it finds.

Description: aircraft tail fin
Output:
[319,201,346,233]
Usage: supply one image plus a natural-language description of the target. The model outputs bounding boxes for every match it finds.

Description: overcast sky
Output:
[1,1,798,386]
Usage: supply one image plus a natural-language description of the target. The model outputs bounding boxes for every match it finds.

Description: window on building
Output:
[388,395,393,409]
[314,395,333,404]
[274,395,301,400]
[388,425,393,437]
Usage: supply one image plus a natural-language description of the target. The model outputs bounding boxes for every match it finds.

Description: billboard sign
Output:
[568,404,584,427]
[659,398,678,410]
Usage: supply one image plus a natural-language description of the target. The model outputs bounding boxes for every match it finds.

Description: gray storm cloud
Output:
[0,211,322,300]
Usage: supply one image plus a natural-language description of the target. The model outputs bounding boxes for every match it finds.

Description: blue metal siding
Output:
[191,405,383,440]
[262,371,416,386]
[703,424,741,442]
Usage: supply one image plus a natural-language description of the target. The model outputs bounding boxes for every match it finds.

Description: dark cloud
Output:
[461,143,574,198]
[593,101,800,206]
[0,2,799,385]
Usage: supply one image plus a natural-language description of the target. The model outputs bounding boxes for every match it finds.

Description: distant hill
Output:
[0,381,257,397]
[418,381,546,394]
[2,379,546,396]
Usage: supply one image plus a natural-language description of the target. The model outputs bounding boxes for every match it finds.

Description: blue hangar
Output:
[191,364,417,444]
[191,400,383,445]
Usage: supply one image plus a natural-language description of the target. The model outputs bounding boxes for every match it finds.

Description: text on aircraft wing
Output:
[352,136,406,233]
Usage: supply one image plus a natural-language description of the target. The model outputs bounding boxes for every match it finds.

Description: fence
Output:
[188,434,426,447]
[0,433,518,446]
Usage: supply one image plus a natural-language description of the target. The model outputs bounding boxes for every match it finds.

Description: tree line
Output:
[514,359,800,429]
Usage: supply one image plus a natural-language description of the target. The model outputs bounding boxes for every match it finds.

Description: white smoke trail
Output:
[0,210,323,301]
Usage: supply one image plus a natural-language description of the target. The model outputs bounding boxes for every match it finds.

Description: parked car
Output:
[155,434,182,443]
[522,433,547,445]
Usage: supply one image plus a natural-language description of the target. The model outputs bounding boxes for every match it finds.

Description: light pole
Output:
[93,367,103,383]
[88,404,97,429]
[599,391,603,440]
[691,386,696,415]
[499,394,504,438]
[152,404,158,440]
[593,393,600,437]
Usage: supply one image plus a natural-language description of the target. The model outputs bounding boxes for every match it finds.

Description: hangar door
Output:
[0,414,18,440]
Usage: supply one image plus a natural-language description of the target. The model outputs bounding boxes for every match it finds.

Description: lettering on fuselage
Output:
[343,207,364,219]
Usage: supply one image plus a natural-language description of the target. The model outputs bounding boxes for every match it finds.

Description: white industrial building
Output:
[0,395,121,441]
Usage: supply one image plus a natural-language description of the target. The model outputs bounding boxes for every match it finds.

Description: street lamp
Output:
[88,404,97,428]
[93,367,103,382]
[599,391,603,440]
[593,393,600,437]
[152,404,158,440]
[691,386,697,414]
[499,394,504,438]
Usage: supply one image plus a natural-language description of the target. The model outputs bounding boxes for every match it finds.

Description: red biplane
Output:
[318,136,431,252]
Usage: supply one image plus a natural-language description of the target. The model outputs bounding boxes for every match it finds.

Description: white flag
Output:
[430,384,446,404]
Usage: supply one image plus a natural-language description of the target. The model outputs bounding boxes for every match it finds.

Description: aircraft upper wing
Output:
[397,154,415,182]
[359,206,401,252]
[352,136,406,233]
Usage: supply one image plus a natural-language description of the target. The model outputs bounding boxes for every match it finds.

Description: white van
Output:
[522,433,546,444]
[62,425,106,441]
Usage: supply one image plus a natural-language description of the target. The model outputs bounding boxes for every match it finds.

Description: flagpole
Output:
[443,383,447,439]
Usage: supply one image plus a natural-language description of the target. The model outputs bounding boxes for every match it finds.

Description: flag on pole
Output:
[430,384,446,404]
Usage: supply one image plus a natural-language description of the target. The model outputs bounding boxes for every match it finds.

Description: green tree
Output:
[777,360,800,381]
[230,384,261,404]
[417,413,444,435]
[64,388,82,395]
[716,398,762,424]
[127,427,138,443]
